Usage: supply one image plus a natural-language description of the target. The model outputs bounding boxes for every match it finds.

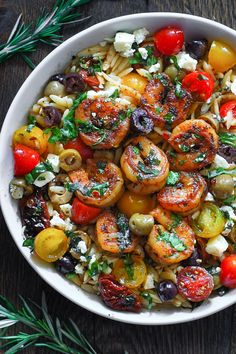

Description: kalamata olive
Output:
[181,248,202,267]
[156,280,178,302]
[43,106,62,127]
[218,143,236,164]
[185,39,208,60]
[210,174,234,199]
[64,73,86,94]
[56,255,76,275]
[131,108,154,134]
[49,73,65,84]
[44,81,66,97]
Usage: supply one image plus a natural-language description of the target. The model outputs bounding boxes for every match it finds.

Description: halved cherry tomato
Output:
[13,125,48,155]
[182,71,214,101]
[154,26,184,55]
[112,256,147,288]
[13,144,40,176]
[122,73,148,94]
[177,266,214,302]
[219,100,236,119]
[71,198,101,224]
[63,137,94,160]
[220,255,236,288]
[117,190,155,218]
[208,40,236,73]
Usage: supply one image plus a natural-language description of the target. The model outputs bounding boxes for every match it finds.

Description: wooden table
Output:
[0,1,236,353]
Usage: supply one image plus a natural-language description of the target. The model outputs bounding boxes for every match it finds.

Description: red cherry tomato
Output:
[84,76,100,87]
[63,137,93,161]
[182,71,214,101]
[98,274,142,312]
[13,144,40,176]
[177,266,214,302]
[71,198,101,225]
[220,255,236,288]
[219,100,236,118]
[154,26,184,55]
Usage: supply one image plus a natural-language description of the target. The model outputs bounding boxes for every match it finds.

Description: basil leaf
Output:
[219,132,236,148]
[166,171,180,186]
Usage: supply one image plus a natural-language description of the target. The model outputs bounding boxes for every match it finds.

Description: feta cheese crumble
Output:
[133,28,149,44]
[77,240,87,254]
[176,52,198,71]
[205,235,228,257]
[114,32,135,57]
[220,206,236,221]
[46,154,60,173]
[138,47,148,60]
[148,63,161,73]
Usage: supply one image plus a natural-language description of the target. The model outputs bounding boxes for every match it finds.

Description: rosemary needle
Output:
[0,0,92,69]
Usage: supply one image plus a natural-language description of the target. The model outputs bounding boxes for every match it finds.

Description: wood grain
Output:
[0,1,235,353]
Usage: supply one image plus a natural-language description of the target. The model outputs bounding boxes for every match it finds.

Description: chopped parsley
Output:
[155,106,163,114]
[22,238,34,250]
[208,167,236,179]
[169,55,180,70]
[116,213,131,251]
[96,161,107,173]
[65,181,109,197]
[141,292,153,310]
[194,153,206,163]
[124,254,134,280]
[164,112,175,125]
[129,46,158,67]
[170,213,182,228]
[132,146,140,155]
[179,144,190,152]
[166,171,180,186]
[110,89,119,99]
[26,115,36,132]
[158,229,187,251]
[154,73,168,86]
[145,149,160,166]
[137,162,159,179]
[175,80,185,98]
[88,260,110,278]
[219,132,236,148]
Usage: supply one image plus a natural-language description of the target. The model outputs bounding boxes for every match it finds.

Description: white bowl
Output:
[1,12,236,325]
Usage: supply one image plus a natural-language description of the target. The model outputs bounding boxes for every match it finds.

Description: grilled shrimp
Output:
[157,172,207,215]
[141,74,192,129]
[96,211,137,253]
[167,119,219,171]
[68,159,124,208]
[147,205,195,264]
[75,98,130,149]
[120,136,169,195]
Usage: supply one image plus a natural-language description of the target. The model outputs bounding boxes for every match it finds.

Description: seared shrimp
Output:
[68,159,124,208]
[75,98,130,149]
[120,136,169,195]
[141,74,192,129]
[157,172,207,215]
[167,119,219,171]
[96,211,137,253]
[147,205,195,264]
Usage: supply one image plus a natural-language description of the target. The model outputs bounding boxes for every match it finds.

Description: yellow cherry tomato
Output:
[191,203,225,238]
[34,228,69,262]
[112,255,147,288]
[122,73,148,94]
[117,190,155,218]
[13,125,48,155]
[208,40,236,72]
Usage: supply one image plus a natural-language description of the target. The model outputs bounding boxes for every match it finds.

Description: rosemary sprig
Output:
[0,293,97,354]
[0,0,92,68]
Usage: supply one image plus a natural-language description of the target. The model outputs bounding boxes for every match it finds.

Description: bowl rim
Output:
[1,11,236,325]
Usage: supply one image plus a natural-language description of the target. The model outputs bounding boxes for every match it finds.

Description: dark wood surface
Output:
[0,1,236,353]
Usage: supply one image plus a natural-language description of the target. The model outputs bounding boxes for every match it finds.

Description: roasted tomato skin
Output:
[177,266,214,302]
[98,274,142,312]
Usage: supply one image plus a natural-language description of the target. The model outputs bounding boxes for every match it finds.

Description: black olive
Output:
[181,248,202,267]
[56,255,76,275]
[185,39,208,60]
[218,143,236,164]
[156,280,178,302]
[131,108,154,134]
[49,73,65,84]
[64,73,86,94]
[43,106,62,127]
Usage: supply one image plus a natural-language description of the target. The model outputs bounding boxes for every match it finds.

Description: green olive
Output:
[59,149,82,172]
[164,64,178,81]
[129,213,154,236]
[44,81,66,96]
[211,174,234,199]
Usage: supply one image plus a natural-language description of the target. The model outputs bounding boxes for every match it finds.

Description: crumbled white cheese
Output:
[50,212,66,230]
[34,171,55,187]
[78,240,87,254]
[220,206,236,221]
[80,256,87,262]
[205,235,228,257]
[115,98,130,105]
[205,192,215,202]
[133,28,149,44]
[176,52,197,71]
[143,274,155,290]
[231,78,236,95]
[114,32,135,56]
[46,154,60,173]
[138,47,148,60]
[121,49,135,58]
[88,254,97,268]
[212,154,230,169]
[75,264,84,275]
[148,63,161,73]
[222,219,235,236]
[60,203,72,217]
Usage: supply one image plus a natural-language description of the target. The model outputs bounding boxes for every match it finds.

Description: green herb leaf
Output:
[166,171,180,186]
[154,73,168,86]
[22,238,34,250]
[158,229,186,251]
[208,167,236,179]
[164,112,175,125]
[25,162,53,184]
[175,80,185,98]
[124,254,134,280]
[110,89,119,99]
[219,132,236,148]
[170,213,182,228]
[96,161,107,173]
[116,213,131,251]
[194,153,206,163]
[132,146,139,155]
[138,162,159,178]
[26,115,36,132]
[169,55,180,70]
[140,292,153,310]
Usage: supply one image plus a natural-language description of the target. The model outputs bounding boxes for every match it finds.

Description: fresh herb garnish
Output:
[96,161,107,173]
[132,146,140,155]
[175,80,185,98]
[22,238,34,250]
[219,132,236,148]
[154,73,168,86]
[110,89,119,99]
[179,144,190,152]
[208,167,236,179]
[164,112,175,124]
[166,171,180,186]
[140,292,153,310]
[158,229,187,251]
[194,153,206,163]
[26,115,36,132]
[223,195,235,205]
[145,149,160,166]
[155,106,163,114]
[137,162,159,178]
[169,55,180,70]
[129,46,157,67]
[25,162,53,184]
[116,213,131,251]
[170,213,182,228]
[124,254,134,280]
[88,259,110,277]
[65,181,109,197]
